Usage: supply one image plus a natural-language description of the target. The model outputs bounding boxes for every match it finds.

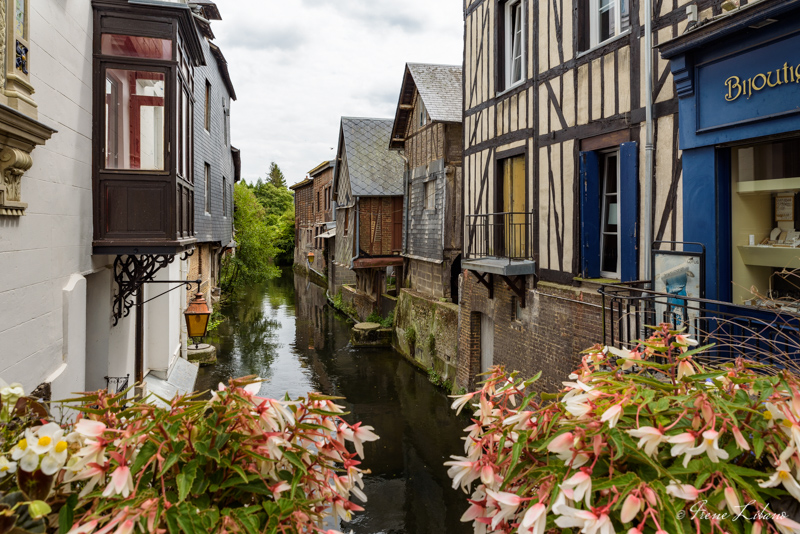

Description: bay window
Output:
[93,0,204,254]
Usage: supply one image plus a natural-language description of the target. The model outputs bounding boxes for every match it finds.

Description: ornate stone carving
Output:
[0,146,32,215]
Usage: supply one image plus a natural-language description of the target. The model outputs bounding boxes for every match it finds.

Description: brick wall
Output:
[312,166,333,225]
[457,273,609,393]
[186,244,215,306]
[358,197,400,256]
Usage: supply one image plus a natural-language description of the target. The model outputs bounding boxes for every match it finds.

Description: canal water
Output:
[196,271,472,534]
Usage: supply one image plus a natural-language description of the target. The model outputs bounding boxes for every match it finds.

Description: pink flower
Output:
[774,515,800,534]
[75,420,107,439]
[519,503,546,534]
[621,494,642,523]
[666,481,699,501]
[675,335,698,348]
[449,392,476,415]
[667,432,696,467]
[723,487,740,516]
[677,359,696,380]
[547,433,574,455]
[444,456,479,493]
[67,521,98,534]
[685,430,729,464]
[339,422,379,459]
[486,489,523,529]
[560,471,592,507]
[731,426,750,451]
[102,465,133,498]
[113,520,135,534]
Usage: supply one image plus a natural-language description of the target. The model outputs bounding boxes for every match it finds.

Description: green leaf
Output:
[281,450,307,474]
[753,437,765,459]
[177,460,200,502]
[593,472,638,492]
[59,494,78,534]
[652,397,670,413]
[159,442,187,477]
[131,440,158,474]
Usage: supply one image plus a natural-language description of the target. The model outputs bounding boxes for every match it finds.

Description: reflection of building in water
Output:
[293,275,330,354]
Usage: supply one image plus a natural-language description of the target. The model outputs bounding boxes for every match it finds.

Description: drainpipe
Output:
[351,198,360,268]
[396,151,410,256]
[644,0,655,284]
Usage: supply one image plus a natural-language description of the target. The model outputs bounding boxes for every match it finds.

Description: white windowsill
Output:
[577,29,631,59]
[496,77,527,99]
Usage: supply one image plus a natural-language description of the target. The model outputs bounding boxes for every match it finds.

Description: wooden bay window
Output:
[92,0,204,254]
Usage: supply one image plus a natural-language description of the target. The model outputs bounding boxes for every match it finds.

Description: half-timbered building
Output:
[389,63,464,302]
[332,117,404,319]
[457,0,721,392]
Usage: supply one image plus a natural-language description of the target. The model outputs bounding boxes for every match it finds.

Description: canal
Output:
[196,271,472,533]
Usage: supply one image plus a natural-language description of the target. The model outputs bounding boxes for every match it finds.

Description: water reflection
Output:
[197,271,471,533]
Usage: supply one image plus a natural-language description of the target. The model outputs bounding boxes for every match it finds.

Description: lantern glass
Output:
[184,293,211,339]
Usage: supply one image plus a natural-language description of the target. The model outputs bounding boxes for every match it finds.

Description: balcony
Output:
[599,282,800,366]
[463,212,536,276]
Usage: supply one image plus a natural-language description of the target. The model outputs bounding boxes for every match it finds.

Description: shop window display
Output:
[731,137,800,309]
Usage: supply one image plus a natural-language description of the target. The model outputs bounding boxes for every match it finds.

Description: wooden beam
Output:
[472,271,494,299]
[399,104,414,110]
[501,275,526,307]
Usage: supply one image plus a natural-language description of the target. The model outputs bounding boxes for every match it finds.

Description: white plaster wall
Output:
[145,261,184,377]
[0,1,96,393]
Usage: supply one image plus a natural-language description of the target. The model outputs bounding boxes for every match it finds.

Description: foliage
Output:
[267,162,287,189]
[251,177,294,267]
[365,311,394,329]
[221,184,280,291]
[447,326,800,534]
[406,326,417,349]
[331,291,357,320]
[0,378,379,534]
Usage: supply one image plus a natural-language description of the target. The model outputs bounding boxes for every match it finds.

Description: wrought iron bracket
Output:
[112,254,198,326]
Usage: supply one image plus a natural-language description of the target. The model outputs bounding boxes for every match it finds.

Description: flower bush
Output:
[447,326,800,534]
[0,377,378,534]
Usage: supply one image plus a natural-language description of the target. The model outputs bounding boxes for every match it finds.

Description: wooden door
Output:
[391,196,403,253]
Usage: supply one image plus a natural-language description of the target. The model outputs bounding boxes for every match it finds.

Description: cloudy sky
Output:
[212,0,464,186]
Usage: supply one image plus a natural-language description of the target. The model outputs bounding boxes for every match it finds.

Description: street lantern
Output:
[184,293,211,345]
[307,251,315,263]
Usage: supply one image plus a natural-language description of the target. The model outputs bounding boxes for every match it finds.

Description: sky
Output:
[211,0,464,186]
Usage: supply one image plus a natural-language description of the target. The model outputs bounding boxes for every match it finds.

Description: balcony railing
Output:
[464,212,535,261]
[599,283,800,367]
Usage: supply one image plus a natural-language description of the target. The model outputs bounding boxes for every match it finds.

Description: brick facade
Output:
[456,273,610,393]
[186,244,215,305]
[292,179,315,267]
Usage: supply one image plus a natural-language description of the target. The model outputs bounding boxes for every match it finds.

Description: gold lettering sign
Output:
[725,62,800,102]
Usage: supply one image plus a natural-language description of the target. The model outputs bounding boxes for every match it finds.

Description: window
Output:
[512,296,523,321]
[424,179,435,210]
[204,163,211,214]
[101,34,171,59]
[223,177,227,217]
[223,104,229,146]
[579,142,638,281]
[583,0,630,50]
[204,81,211,131]
[317,191,321,212]
[497,155,527,258]
[599,151,620,278]
[498,0,525,92]
[419,99,427,127]
[105,70,166,170]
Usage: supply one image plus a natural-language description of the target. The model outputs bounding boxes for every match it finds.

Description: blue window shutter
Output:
[579,151,600,278]
[619,142,639,282]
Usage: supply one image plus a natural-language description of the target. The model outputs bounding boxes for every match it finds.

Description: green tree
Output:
[267,161,286,188]
[253,181,294,223]
[221,183,280,291]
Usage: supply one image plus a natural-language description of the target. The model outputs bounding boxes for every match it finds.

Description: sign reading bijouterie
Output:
[696,31,800,132]
[724,62,800,102]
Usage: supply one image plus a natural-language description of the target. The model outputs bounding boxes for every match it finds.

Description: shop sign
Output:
[697,32,800,132]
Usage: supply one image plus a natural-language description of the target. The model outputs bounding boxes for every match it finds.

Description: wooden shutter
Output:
[619,142,639,282]
[580,151,601,278]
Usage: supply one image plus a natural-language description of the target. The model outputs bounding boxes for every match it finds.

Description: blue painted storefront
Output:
[663,0,800,301]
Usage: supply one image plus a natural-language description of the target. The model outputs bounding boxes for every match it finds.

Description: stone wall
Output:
[456,272,608,393]
[394,289,459,389]
[407,258,448,299]
[341,284,376,322]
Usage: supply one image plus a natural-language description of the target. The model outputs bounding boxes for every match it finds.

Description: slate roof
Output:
[341,117,404,197]
[389,63,462,149]
[408,63,462,123]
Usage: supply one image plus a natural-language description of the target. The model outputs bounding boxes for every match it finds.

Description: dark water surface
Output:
[196,272,471,534]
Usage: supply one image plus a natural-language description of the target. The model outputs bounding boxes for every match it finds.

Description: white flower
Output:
[444,456,479,493]
[75,420,107,439]
[519,503,546,534]
[339,423,379,459]
[601,403,623,428]
[684,430,729,464]
[774,514,800,534]
[607,346,642,371]
[561,471,592,507]
[555,506,615,534]
[627,427,667,457]
[18,449,39,473]
[666,481,699,501]
[565,393,594,418]
[723,488,740,517]
[762,402,786,428]
[677,360,696,380]
[667,432,697,467]
[449,392,475,415]
[0,456,16,477]
[9,436,30,461]
[29,423,64,456]
[758,446,800,501]
[620,494,642,523]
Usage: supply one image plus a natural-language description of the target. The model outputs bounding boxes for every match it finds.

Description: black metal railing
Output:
[464,212,535,261]
[599,283,800,367]
[105,375,130,395]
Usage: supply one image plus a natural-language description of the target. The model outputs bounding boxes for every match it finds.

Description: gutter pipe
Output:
[644,0,655,284]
